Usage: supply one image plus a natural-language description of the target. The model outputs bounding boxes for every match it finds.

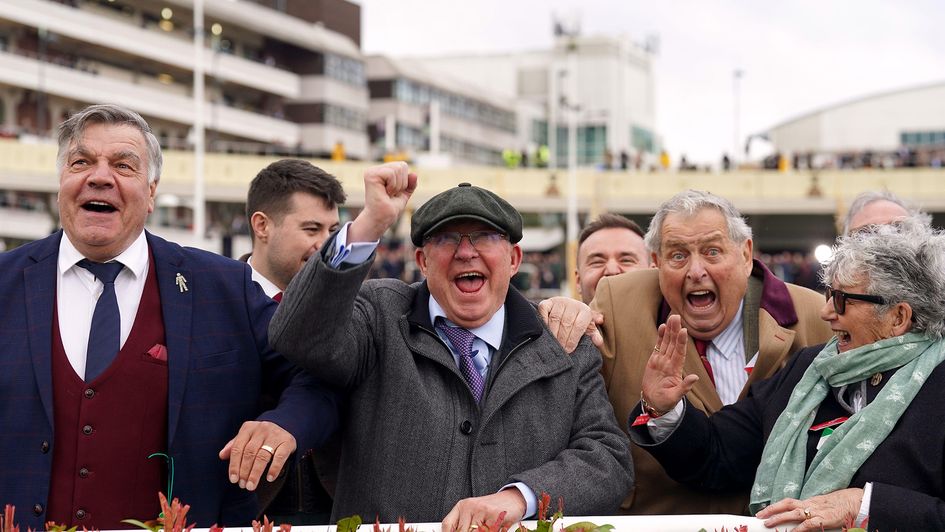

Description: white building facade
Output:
[414,34,659,168]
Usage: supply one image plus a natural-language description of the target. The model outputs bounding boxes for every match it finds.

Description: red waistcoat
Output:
[47,253,169,529]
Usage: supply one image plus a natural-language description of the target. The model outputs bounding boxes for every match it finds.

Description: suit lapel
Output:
[24,232,63,426]
[744,310,796,393]
[147,232,192,447]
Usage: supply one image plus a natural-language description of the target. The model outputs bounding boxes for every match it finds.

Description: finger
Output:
[755,498,801,518]
[237,430,268,489]
[588,324,604,348]
[245,443,274,491]
[761,507,808,529]
[226,424,253,485]
[265,437,296,482]
[441,505,459,532]
[592,310,604,325]
[218,437,234,460]
[679,374,700,396]
[456,509,475,532]
[405,172,419,195]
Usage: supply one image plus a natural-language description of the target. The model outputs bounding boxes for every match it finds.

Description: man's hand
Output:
[538,297,603,353]
[348,162,418,243]
[218,420,297,491]
[640,315,698,413]
[441,489,526,532]
[755,488,864,531]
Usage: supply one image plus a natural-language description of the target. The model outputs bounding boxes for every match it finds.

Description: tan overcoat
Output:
[593,264,833,515]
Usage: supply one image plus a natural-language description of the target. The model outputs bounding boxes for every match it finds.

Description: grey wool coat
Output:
[269,241,633,523]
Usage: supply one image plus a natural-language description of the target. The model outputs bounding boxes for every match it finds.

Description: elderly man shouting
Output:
[543,190,832,515]
[270,164,631,529]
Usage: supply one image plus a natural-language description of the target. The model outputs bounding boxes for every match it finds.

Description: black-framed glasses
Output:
[825,286,886,315]
[425,230,508,251]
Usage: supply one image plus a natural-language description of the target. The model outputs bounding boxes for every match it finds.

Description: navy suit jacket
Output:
[0,231,338,529]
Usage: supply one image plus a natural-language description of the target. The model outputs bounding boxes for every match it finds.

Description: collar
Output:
[752,259,798,327]
[247,255,282,298]
[59,230,148,278]
[711,300,745,359]
[428,295,505,352]
[407,282,543,355]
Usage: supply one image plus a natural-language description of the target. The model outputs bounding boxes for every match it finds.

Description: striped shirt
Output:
[705,300,755,405]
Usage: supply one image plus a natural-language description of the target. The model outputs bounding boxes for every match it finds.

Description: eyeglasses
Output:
[825,286,886,315]
[425,231,508,251]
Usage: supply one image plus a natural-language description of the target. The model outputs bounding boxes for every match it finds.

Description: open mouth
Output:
[835,330,852,346]
[82,200,118,214]
[687,289,717,309]
[454,271,485,293]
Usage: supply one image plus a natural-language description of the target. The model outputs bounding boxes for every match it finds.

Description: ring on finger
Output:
[803,507,812,520]
[260,444,275,457]
[653,345,661,352]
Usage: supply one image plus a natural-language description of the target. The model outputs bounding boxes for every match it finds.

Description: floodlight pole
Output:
[193,0,206,243]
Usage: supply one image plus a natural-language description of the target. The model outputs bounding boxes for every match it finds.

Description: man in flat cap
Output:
[270,163,632,530]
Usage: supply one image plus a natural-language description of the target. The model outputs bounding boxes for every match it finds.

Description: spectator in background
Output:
[331,141,345,162]
[242,159,347,524]
[842,190,932,235]
[244,160,345,298]
[575,213,649,304]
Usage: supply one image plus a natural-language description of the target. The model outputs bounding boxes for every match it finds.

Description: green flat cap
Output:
[411,182,523,247]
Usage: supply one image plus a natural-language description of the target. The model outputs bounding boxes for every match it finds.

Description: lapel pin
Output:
[175,272,189,293]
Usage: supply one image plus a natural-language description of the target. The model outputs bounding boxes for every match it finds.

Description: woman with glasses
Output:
[630,220,945,532]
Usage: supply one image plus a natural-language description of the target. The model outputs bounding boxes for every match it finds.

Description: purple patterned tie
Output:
[436,318,485,402]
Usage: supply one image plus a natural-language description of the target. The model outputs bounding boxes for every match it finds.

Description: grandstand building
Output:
[1,0,369,158]
[765,81,945,169]
[413,33,660,168]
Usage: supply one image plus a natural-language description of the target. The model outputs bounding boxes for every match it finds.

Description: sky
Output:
[358,0,945,165]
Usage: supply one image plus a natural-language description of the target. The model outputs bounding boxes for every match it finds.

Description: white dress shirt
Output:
[706,300,750,406]
[247,255,282,299]
[57,231,149,380]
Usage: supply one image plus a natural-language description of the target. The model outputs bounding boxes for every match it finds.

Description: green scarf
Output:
[749,332,945,513]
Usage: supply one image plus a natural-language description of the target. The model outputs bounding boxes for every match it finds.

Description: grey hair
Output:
[644,189,752,254]
[841,190,932,236]
[823,220,945,339]
[56,104,163,184]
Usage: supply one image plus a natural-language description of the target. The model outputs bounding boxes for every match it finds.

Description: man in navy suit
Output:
[0,104,337,530]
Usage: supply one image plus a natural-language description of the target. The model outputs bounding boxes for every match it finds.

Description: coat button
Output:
[41,441,50,453]
[75,509,87,520]
[82,425,93,435]
[460,420,473,435]
[32,504,43,516]
[79,467,90,478]
[84,388,95,399]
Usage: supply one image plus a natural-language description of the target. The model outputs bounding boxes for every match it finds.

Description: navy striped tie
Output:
[78,259,125,382]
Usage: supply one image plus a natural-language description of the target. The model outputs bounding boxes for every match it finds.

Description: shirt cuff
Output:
[502,482,537,519]
[646,400,685,442]
[856,482,872,527]
[328,222,379,268]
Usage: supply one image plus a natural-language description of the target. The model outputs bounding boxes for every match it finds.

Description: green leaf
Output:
[563,523,614,532]
[121,519,161,532]
[336,515,363,532]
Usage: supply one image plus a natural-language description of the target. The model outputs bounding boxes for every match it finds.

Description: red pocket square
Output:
[147,343,168,362]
